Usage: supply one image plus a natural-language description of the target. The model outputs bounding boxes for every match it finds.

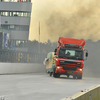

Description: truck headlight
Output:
[78,69,82,71]
[57,66,61,69]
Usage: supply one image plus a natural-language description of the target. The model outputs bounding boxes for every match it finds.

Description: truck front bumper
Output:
[55,68,83,75]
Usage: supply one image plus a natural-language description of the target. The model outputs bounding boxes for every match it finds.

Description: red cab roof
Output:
[58,37,85,46]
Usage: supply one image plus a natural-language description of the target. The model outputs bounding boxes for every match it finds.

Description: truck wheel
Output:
[77,75,82,79]
[73,75,76,79]
[53,72,58,78]
[53,68,57,77]
[50,72,52,77]
[53,70,56,77]
[67,75,69,78]
[53,70,59,78]
[56,74,60,78]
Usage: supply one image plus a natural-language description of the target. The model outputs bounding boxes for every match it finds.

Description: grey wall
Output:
[1,17,30,25]
[15,47,28,51]
[11,31,29,40]
[0,2,32,12]
[0,63,46,74]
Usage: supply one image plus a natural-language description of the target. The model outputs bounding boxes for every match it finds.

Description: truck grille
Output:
[60,61,78,65]
[63,66,77,71]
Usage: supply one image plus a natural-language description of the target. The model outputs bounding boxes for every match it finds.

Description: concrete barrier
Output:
[61,85,100,100]
[0,63,46,74]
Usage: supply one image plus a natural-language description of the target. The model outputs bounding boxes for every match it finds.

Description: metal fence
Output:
[0,49,45,63]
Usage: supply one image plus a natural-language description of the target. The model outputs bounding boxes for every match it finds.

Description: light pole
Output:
[38,21,40,53]
[0,15,1,27]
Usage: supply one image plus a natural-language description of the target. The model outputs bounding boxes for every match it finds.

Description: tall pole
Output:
[39,21,40,53]
[0,15,1,27]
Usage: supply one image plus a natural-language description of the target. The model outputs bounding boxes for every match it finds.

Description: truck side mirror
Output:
[54,48,57,55]
[86,52,88,57]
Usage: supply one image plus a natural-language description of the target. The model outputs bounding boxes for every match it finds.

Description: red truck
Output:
[44,37,88,79]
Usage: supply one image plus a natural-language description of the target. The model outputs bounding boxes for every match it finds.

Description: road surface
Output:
[0,73,100,100]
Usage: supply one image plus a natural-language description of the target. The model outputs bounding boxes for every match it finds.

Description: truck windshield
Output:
[58,48,83,60]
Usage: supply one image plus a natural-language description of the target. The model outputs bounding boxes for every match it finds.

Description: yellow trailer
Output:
[43,52,56,76]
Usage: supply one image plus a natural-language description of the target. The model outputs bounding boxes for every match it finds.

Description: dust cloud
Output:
[83,40,100,78]
[44,0,100,42]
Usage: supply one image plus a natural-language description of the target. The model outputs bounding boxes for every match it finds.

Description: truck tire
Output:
[53,70,56,77]
[53,74,60,78]
[50,72,52,76]
[56,74,60,78]
[66,75,69,78]
[53,69,60,78]
[73,75,76,79]
[77,75,82,79]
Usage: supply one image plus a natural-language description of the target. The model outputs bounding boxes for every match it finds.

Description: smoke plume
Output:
[44,0,100,42]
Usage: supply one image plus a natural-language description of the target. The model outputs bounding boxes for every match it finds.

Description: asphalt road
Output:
[0,73,100,100]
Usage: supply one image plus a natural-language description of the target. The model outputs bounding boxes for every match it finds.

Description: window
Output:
[15,40,26,47]
[10,25,14,29]
[13,12,18,16]
[27,13,31,17]
[65,50,75,56]
[10,12,13,16]
[0,12,3,16]
[15,26,19,30]
[16,12,20,17]
[59,48,83,60]
[11,40,16,47]
[20,12,24,17]
[1,12,9,16]
[3,12,5,16]
[24,12,27,17]
[5,12,8,16]
[1,25,9,29]
[16,41,20,47]
[1,25,29,31]
[19,25,29,31]
[0,0,31,2]
[25,26,28,30]
[0,11,30,17]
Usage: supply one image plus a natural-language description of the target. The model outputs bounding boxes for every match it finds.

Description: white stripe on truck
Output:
[56,58,84,62]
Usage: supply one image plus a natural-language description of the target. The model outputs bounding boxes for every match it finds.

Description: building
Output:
[0,0,32,51]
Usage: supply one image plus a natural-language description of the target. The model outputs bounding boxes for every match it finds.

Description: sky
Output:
[29,0,100,43]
